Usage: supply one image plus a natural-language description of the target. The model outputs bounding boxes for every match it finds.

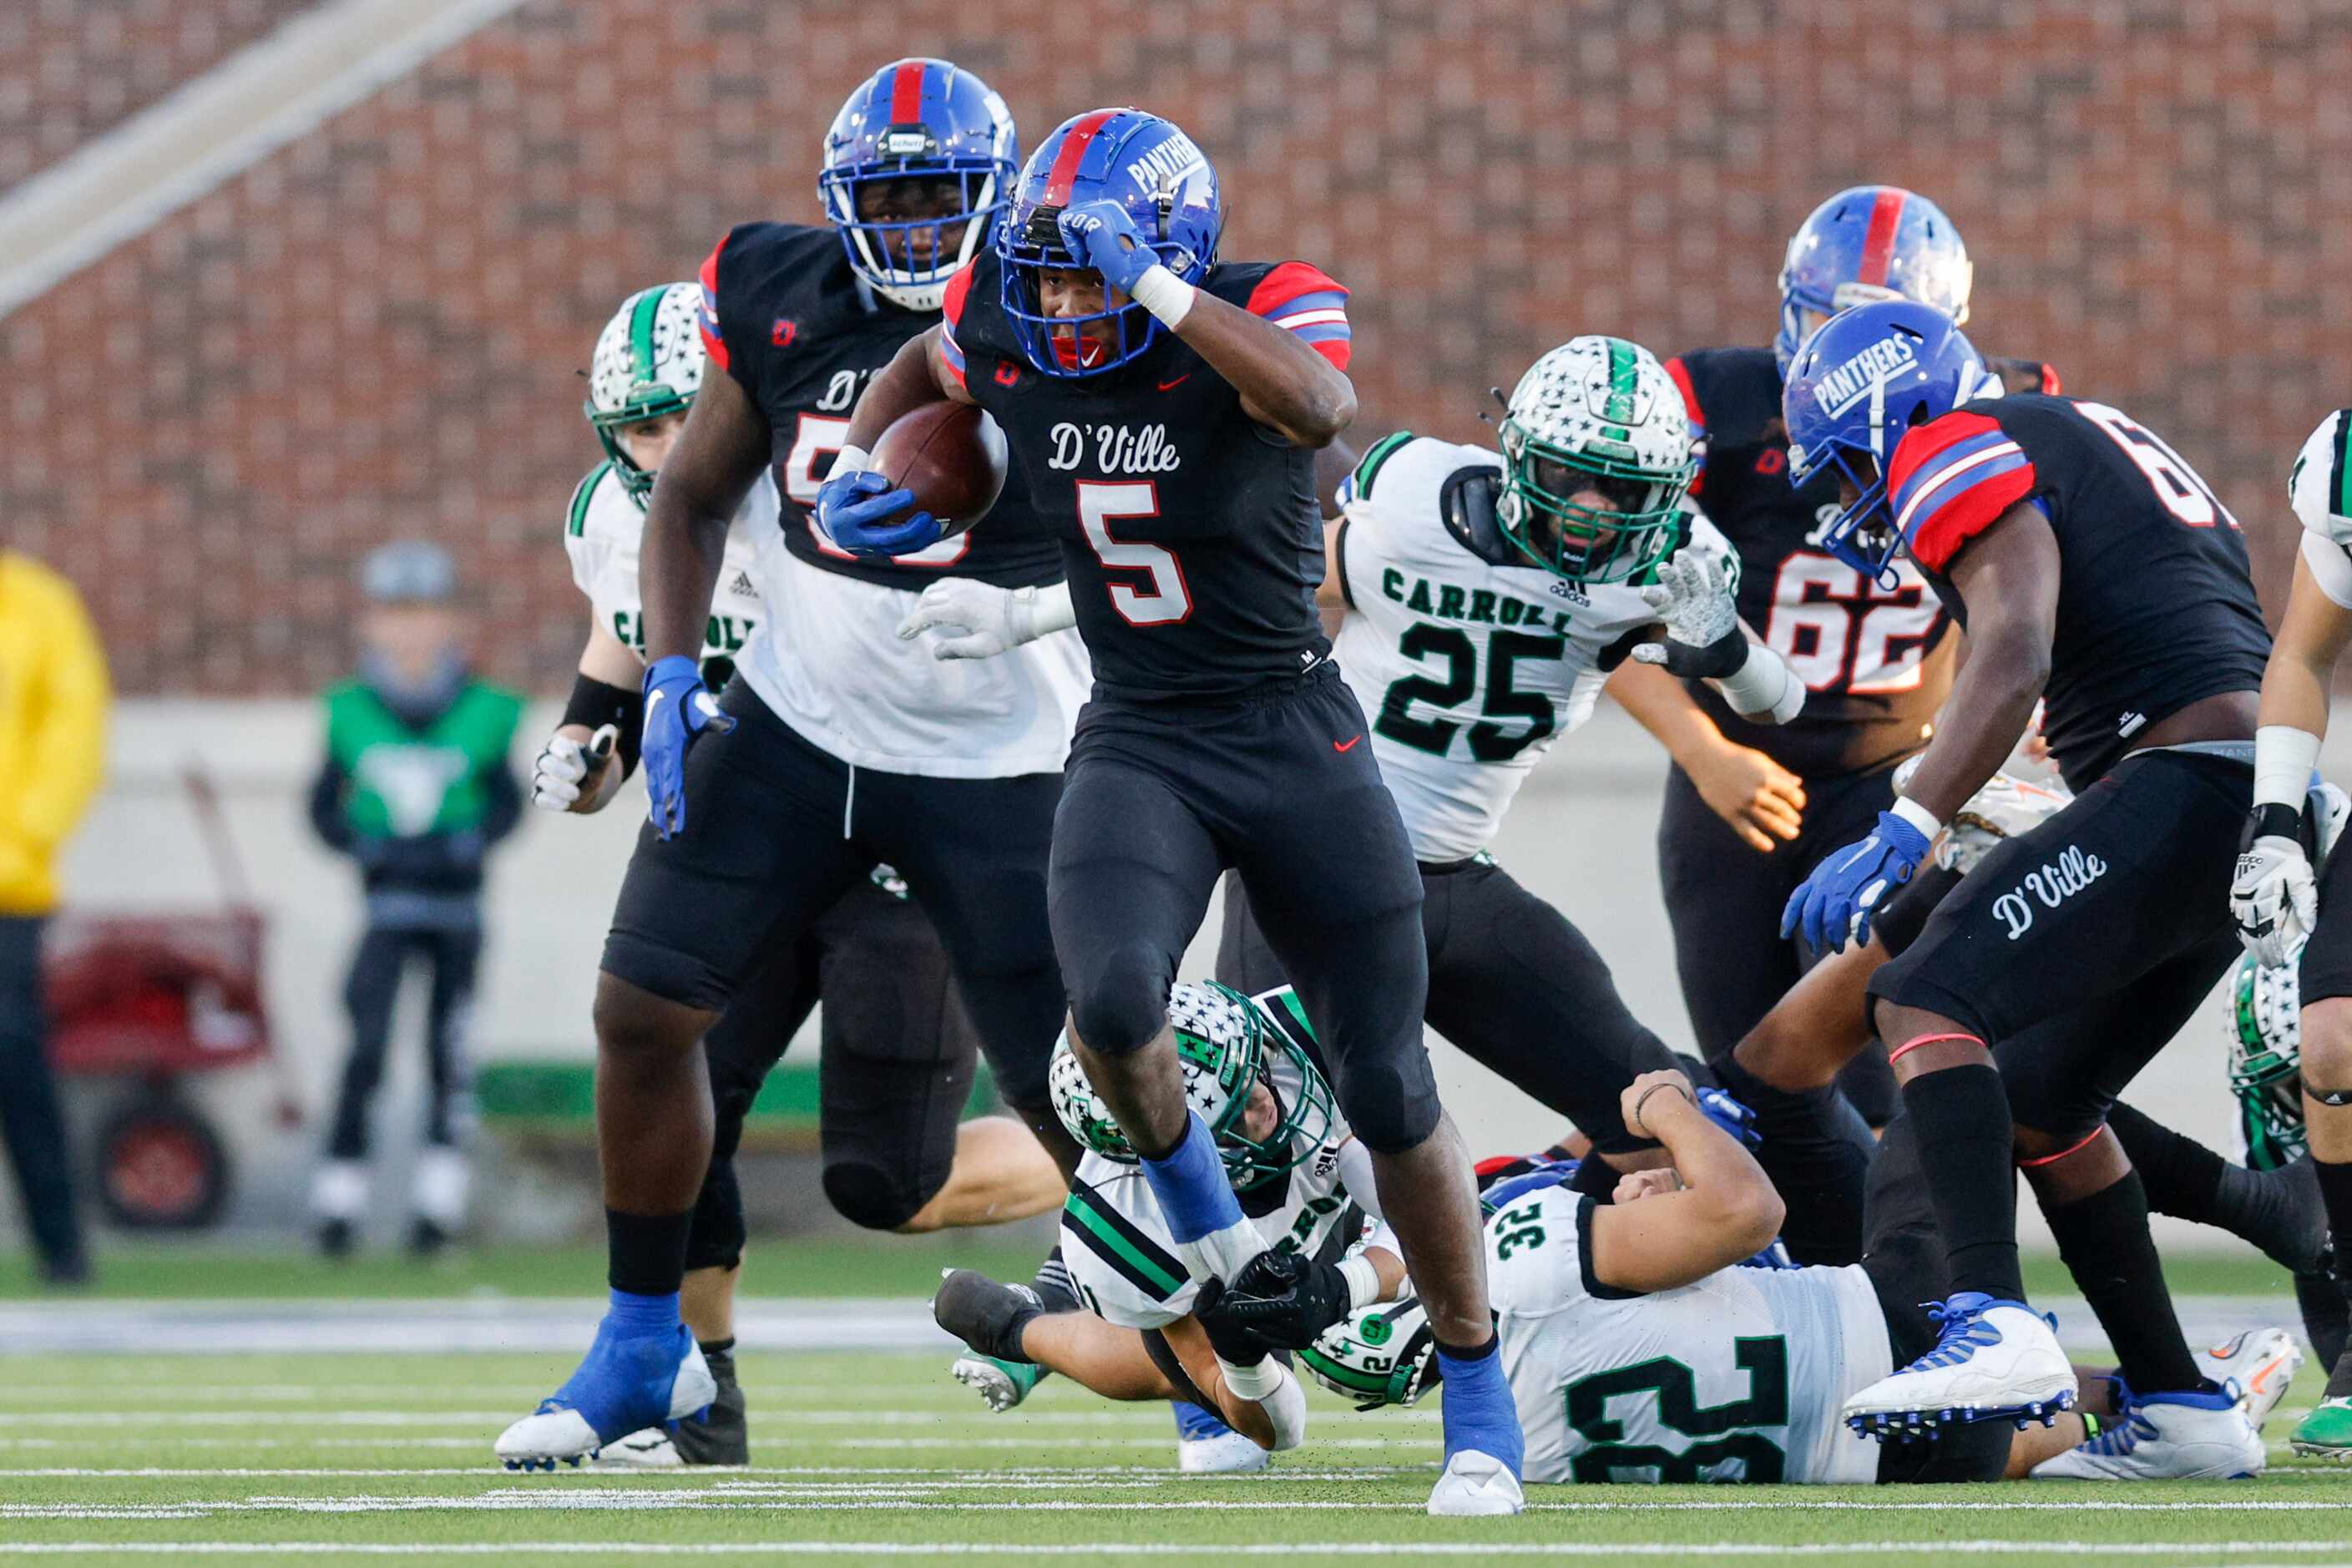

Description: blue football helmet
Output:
[1775,185,1973,372]
[1782,300,1992,583]
[817,58,1018,311]
[997,109,1222,377]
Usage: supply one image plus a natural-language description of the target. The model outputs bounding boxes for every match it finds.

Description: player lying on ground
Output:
[2227,404,2352,1461]
[1334,1078,2283,1485]
[524,281,1064,1467]
[1770,300,2273,1438]
[495,58,1098,1472]
[824,107,1525,1514]
[933,982,1388,1460]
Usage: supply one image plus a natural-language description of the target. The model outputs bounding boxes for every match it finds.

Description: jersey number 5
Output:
[1078,480,1191,625]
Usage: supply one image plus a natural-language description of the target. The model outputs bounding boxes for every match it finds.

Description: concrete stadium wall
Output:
[18,694,2332,1257]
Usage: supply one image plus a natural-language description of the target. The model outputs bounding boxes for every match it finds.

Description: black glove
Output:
[1190,1276,1277,1368]
[1205,1248,1356,1351]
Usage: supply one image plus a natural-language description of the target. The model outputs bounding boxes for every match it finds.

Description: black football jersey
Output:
[1889,392,2269,792]
[943,250,1352,701]
[700,221,1062,590]
[1664,347,2061,778]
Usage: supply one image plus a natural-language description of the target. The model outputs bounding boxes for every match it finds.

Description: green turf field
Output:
[0,1341,2347,1565]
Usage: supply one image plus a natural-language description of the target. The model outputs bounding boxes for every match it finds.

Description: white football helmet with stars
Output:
[1496,335,1697,584]
[584,281,706,501]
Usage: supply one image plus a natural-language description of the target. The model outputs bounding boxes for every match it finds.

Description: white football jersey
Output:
[736,543,1091,780]
[1062,989,1359,1331]
[1332,435,1734,861]
[2289,411,2352,609]
[1489,1183,1889,1485]
[563,460,774,665]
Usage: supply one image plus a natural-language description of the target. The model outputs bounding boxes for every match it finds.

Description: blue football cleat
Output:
[496,1300,715,1470]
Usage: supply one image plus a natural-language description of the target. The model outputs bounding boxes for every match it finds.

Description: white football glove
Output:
[533,724,618,813]
[2231,832,2319,969]
[1631,549,1742,676]
[896,579,1050,660]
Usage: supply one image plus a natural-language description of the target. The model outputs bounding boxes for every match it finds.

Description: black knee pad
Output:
[684,1153,746,1274]
[822,1158,942,1232]
[1067,950,1172,1057]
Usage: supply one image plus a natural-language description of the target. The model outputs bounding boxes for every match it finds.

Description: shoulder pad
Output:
[1347,431,1416,503]
[2290,410,2352,542]
[1440,465,1519,568]
[1200,260,1279,308]
[1984,354,2061,397]
[1667,346,1782,448]
[565,461,614,541]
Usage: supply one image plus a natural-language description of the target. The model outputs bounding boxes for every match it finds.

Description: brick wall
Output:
[0,0,316,187]
[8,0,2350,695]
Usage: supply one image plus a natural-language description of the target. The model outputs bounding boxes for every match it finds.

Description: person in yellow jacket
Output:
[0,550,109,1286]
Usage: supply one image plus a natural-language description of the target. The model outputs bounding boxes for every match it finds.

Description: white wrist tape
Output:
[1889,795,1944,841]
[1218,1354,1283,1400]
[2256,723,2324,812]
[1032,579,1078,636]
[834,444,873,475]
[1337,1254,1382,1313]
[1219,1358,1307,1450]
[1130,265,1196,329]
[1708,641,1804,724]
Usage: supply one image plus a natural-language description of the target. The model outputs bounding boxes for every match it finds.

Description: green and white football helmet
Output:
[1496,335,1697,585]
[1300,1294,1439,1409]
[2228,948,2308,1171]
[584,282,706,502]
[1048,981,1336,1190]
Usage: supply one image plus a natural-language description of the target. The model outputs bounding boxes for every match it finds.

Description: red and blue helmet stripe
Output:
[1780,299,1993,584]
[817,58,1018,312]
[1774,185,1973,372]
[996,109,1223,378]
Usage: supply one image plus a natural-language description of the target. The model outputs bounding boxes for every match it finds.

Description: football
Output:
[869,402,1009,539]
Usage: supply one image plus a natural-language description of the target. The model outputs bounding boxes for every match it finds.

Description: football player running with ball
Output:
[498,60,1092,1471]
[528,283,1064,1466]
[822,109,1525,1514]
[2227,406,2352,1459]
[903,336,1813,1231]
[1775,301,2271,1446]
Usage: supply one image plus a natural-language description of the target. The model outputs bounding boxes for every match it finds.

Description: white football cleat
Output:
[2032,1386,2265,1480]
[1177,1429,1271,1474]
[1844,1292,2076,1438]
[589,1429,684,1469]
[2202,1327,2304,1430]
[1426,1449,1525,1516]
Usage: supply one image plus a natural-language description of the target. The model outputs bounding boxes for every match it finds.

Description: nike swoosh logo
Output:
[1333,736,1362,753]
[1158,373,1191,392]
[646,690,665,713]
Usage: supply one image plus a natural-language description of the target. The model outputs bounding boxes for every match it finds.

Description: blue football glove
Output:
[1695,1085,1763,1150]
[1056,200,1160,296]
[640,655,735,841]
[814,467,940,558]
[1780,809,1933,954]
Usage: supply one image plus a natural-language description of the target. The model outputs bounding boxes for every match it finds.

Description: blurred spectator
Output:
[0,549,109,1286]
[306,543,523,1259]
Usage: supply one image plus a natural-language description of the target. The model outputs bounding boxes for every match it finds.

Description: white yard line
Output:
[1,1543,2351,1558]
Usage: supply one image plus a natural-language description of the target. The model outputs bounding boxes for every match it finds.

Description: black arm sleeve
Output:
[562,671,646,781]
[306,756,355,852]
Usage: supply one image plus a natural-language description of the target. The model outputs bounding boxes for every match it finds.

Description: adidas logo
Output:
[728,570,757,598]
